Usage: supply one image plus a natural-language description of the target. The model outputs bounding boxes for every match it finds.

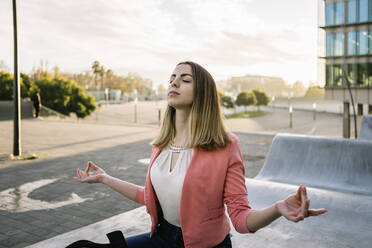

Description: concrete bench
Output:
[27,134,372,248]
[358,114,372,141]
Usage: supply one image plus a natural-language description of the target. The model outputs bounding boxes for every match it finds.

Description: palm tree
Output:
[91,61,100,90]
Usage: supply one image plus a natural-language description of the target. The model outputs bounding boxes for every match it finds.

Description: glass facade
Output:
[348,0,357,23]
[326,33,345,56]
[348,31,357,55]
[327,30,372,56]
[359,0,368,22]
[336,2,345,24]
[326,63,372,87]
[325,0,372,26]
[323,0,372,88]
[359,31,369,54]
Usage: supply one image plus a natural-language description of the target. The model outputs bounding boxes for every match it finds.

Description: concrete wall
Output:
[325,88,372,105]
[0,101,34,120]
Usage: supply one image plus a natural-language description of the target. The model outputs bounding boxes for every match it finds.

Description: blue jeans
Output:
[126,217,232,248]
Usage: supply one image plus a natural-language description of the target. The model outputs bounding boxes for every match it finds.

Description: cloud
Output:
[0,0,317,85]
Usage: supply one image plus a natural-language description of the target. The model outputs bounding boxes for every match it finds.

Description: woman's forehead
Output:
[173,64,192,75]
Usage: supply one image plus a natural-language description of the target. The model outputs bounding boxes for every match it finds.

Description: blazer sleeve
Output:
[224,134,256,233]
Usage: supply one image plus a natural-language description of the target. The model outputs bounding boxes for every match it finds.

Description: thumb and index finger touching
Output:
[298,184,328,217]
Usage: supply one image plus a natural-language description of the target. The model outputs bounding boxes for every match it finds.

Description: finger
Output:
[73,176,83,182]
[295,184,303,200]
[308,208,328,216]
[300,186,309,217]
[88,161,99,171]
[77,168,82,178]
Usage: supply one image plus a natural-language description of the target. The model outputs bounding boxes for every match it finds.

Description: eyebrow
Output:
[170,73,193,78]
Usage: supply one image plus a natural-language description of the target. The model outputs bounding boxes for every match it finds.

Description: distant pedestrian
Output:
[31,91,41,118]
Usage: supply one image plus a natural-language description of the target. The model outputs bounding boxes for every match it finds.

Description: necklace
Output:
[169,142,188,152]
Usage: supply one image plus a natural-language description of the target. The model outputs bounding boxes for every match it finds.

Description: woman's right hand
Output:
[74,161,107,184]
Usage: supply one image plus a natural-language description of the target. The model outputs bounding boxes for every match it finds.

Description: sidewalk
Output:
[0,107,343,247]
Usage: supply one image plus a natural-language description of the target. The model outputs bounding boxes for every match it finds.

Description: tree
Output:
[0,71,28,100]
[235,91,257,112]
[157,83,166,97]
[99,65,105,90]
[305,86,325,98]
[252,89,270,110]
[91,61,101,89]
[34,76,96,118]
[218,91,235,109]
[292,81,306,97]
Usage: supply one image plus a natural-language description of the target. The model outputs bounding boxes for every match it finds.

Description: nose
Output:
[170,76,180,88]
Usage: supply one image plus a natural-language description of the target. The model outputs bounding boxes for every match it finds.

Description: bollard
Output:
[105,88,109,105]
[289,105,293,128]
[134,103,138,123]
[313,103,316,121]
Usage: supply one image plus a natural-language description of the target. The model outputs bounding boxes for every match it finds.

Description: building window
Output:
[358,63,368,86]
[325,2,345,26]
[369,31,372,54]
[326,3,335,25]
[367,63,372,86]
[335,1,345,24]
[348,0,357,23]
[369,0,372,20]
[335,33,345,56]
[348,31,357,55]
[326,65,333,86]
[359,0,368,22]
[326,33,334,56]
[358,30,369,54]
[326,32,345,57]
[334,64,343,86]
[347,64,357,86]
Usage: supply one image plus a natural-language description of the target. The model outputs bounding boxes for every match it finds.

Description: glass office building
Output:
[318,0,372,137]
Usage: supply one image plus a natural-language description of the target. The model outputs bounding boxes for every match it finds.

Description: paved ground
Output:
[0,103,344,248]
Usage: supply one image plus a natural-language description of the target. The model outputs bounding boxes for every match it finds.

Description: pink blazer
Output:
[135,133,254,248]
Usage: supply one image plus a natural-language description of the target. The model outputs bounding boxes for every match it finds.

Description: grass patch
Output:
[225,110,267,119]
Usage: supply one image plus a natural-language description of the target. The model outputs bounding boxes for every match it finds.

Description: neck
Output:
[173,107,191,146]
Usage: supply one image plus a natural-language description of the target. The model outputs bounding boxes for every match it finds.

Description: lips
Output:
[168,91,180,96]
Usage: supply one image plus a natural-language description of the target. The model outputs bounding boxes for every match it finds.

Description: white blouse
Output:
[150,146,194,227]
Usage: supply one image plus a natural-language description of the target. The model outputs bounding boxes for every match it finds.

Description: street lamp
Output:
[12,0,21,156]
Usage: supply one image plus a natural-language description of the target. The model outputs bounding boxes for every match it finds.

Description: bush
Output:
[252,89,270,110]
[235,91,257,112]
[305,86,325,98]
[34,77,96,118]
[218,91,235,109]
[0,71,28,100]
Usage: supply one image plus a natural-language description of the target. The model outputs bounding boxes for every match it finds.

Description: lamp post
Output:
[313,103,317,121]
[289,105,293,129]
[134,89,138,123]
[12,0,21,156]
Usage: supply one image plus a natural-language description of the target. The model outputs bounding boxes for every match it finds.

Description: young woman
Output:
[74,61,327,248]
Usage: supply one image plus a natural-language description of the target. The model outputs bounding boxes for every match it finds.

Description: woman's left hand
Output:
[275,184,327,222]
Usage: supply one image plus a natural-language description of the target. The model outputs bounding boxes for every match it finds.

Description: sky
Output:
[0,0,318,87]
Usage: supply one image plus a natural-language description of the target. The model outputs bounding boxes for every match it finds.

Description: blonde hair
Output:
[152,61,231,150]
